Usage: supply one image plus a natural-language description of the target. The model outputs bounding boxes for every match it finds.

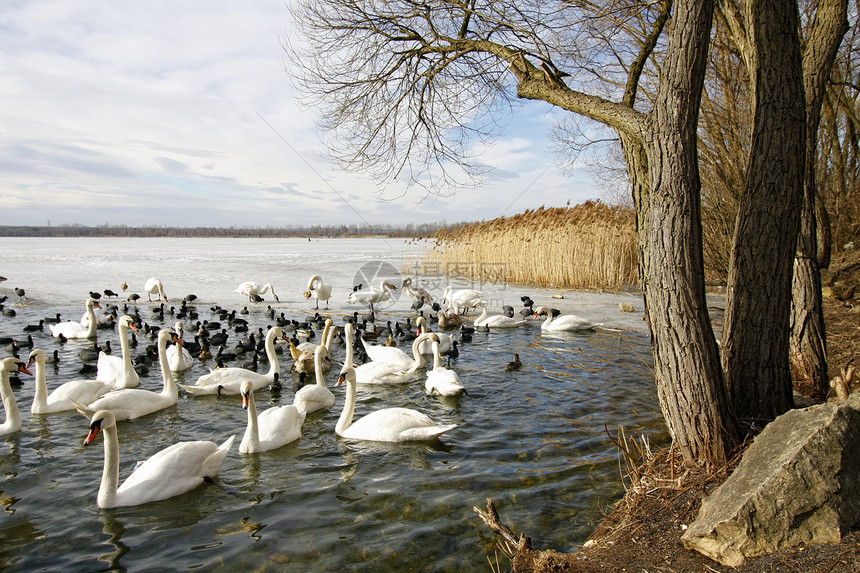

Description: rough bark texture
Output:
[790,0,849,399]
[722,0,806,423]
[638,0,740,466]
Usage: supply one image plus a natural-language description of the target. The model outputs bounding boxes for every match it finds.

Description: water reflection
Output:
[98,512,130,572]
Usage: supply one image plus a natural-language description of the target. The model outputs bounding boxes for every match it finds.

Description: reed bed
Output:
[408,201,639,291]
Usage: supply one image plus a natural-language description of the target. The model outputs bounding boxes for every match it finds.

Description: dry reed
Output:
[408,201,638,291]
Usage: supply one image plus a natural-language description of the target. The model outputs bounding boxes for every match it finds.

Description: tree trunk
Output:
[789,0,848,398]
[636,0,740,466]
[722,0,806,424]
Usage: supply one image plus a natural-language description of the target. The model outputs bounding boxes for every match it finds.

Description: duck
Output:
[473,303,528,328]
[28,349,112,414]
[166,322,194,371]
[144,278,168,302]
[78,329,181,421]
[96,315,140,389]
[82,410,234,508]
[1,357,30,436]
[304,275,332,310]
[334,363,458,442]
[292,346,335,415]
[532,306,598,331]
[401,277,434,304]
[49,298,101,339]
[441,286,485,314]
[425,340,466,396]
[180,326,285,396]
[504,353,523,372]
[346,280,397,312]
[234,281,280,303]
[437,309,463,329]
[239,380,305,454]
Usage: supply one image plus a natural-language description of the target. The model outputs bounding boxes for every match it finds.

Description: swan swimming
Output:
[144,278,168,302]
[425,340,466,396]
[335,363,458,443]
[82,409,234,508]
[239,380,305,454]
[532,306,598,331]
[78,329,181,421]
[346,323,436,384]
[234,282,280,303]
[28,349,112,414]
[1,357,30,436]
[473,304,528,328]
[304,275,332,309]
[180,326,285,395]
[49,298,101,339]
[292,345,335,415]
[414,316,453,355]
[96,315,140,389]
[166,321,194,371]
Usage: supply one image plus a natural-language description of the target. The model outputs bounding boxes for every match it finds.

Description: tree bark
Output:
[722,0,806,423]
[789,0,849,398]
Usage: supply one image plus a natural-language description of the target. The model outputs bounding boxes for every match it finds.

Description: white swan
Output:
[144,278,168,302]
[166,321,194,371]
[82,409,234,508]
[304,275,332,309]
[414,316,454,355]
[180,326,285,396]
[532,306,598,331]
[79,329,180,421]
[425,340,466,396]
[96,315,140,389]
[348,324,436,385]
[401,277,434,303]
[1,357,29,436]
[240,380,305,454]
[234,281,279,303]
[292,345,334,415]
[473,304,527,328]
[49,298,101,339]
[346,280,397,312]
[441,286,485,314]
[335,364,458,442]
[28,349,112,414]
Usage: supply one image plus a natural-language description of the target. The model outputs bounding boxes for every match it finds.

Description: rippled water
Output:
[0,237,666,572]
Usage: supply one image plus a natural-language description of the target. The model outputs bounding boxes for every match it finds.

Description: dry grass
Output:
[409,201,638,291]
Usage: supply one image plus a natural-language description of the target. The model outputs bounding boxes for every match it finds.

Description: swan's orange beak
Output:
[335,373,346,387]
[83,420,102,446]
[17,363,31,376]
[94,301,102,309]
[241,392,250,409]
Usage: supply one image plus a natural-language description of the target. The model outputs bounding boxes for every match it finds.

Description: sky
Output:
[0,1,608,229]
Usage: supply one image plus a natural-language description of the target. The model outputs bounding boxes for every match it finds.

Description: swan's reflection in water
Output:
[98,512,130,572]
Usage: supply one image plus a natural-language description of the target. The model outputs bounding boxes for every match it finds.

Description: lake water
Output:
[0,237,665,572]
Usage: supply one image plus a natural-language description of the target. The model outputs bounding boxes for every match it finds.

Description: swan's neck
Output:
[335,374,356,436]
[119,323,133,371]
[263,331,279,377]
[158,337,177,397]
[432,348,442,370]
[0,371,21,432]
[541,313,553,329]
[242,394,260,452]
[411,337,427,369]
[476,307,488,324]
[314,351,326,387]
[85,303,98,338]
[32,358,48,413]
[99,424,120,508]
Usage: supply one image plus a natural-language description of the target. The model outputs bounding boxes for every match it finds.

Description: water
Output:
[0,237,666,572]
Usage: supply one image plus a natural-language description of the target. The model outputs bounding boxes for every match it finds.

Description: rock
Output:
[682,394,860,566]
[618,302,634,313]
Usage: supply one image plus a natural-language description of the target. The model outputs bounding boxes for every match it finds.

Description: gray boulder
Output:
[681,394,860,567]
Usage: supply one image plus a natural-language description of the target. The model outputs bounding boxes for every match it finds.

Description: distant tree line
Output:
[0,222,447,239]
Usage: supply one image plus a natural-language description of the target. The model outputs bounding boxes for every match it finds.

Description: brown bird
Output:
[504,353,522,372]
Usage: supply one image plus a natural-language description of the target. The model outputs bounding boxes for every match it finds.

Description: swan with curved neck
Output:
[83,409,234,508]
[292,345,335,415]
[473,304,527,328]
[166,321,194,371]
[96,315,140,389]
[346,280,397,312]
[335,362,458,442]
[425,340,466,396]
[305,275,332,309]
[79,329,180,421]
[532,306,597,331]
[49,298,101,339]
[234,281,279,302]
[1,357,30,436]
[28,349,112,414]
[401,277,434,303]
[144,278,168,302]
[240,380,305,453]
[346,323,436,384]
[414,316,453,355]
[441,286,485,314]
[180,326,285,395]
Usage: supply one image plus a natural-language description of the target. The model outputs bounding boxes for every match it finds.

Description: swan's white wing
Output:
[49,380,112,410]
[293,385,335,414]
[256,405,304,447]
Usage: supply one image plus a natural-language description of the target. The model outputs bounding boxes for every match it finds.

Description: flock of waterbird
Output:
[0,274,598,509]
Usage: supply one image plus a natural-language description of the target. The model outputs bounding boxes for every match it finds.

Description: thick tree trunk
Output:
[789,0,848,398]
[722,0,806,423]
[635,0,740,467]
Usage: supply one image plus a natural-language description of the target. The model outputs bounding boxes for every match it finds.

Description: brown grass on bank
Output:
[409,201,638,292]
